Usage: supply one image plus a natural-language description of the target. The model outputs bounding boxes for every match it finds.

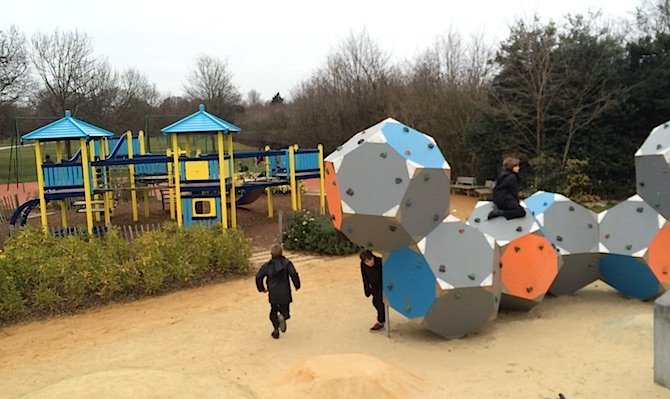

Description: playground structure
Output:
[326,117,670,339]
[11,105,325,234]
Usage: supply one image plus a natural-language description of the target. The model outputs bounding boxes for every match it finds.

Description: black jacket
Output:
[492,170,522,210]
[360,255,383,297]
[255,255,300,304]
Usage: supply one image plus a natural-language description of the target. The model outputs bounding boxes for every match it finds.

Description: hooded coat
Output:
[492,170,522,210]
[255,255,300,305]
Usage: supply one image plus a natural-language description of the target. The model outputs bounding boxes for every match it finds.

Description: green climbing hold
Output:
[395,177,403,184]
[380,152,387,158]
[389,225,397,232]
[556,235,563,242]
[423,174,430,182]
[468,273,476,280]
[454,293,462,299]
[625,244,632,250]
[568,205,575,211]
[403,126,409,133]
[433,214,440,221]
[405,199,413,207]
[474,217,481,223]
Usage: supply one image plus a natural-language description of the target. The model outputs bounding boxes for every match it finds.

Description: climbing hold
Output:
[347,228,353,234]
[514,246,521,252]
[346,188,354,196]
[568,205,574,212]
[433,214,440,221]
[332,181,337,186]
[516,226,523,232]
[366,242,373,248]
[428,142,435,149]
[458,228,465,234]
[404,304,412,312]
[538,245,544,250]
[658,144,663,150]
[639,181,645,187]
[379,152,387,158]
[454,293,462,299]
[336,146,343,151]
[405,149,412,156]
[403,126,409,133]
[625,244,632,250]
[423,174,430,182]
[439,264,446,272]
[468,273,476,280]
[556,235,563,242]
[587,223,593,229]
[389,225,397,232]
[474,217,481,223]
[605,234,611,239]
[395,177,403,184]
[357,138,364,145]
[526,286,534,293]
[405,199,413,207]
[387,282,394,290]
[636,207,644,213]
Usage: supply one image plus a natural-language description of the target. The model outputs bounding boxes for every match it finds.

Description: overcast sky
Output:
[5,0,640,102]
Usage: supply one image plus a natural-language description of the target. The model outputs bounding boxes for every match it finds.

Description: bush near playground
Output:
[0,223,252,325]
[282,210,360,255]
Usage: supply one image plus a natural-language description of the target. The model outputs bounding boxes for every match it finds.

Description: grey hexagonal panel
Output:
[635,121,670,219]
[422,286,500,339]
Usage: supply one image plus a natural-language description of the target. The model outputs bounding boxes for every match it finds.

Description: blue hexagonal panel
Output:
[384,247,436,319]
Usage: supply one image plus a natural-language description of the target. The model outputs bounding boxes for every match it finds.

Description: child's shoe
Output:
[278,313,287,332]
[271,328,280,339]
[370,322,384,331]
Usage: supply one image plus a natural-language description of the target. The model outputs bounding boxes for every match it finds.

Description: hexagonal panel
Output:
[422,286,500,339]
[384,247,436,319]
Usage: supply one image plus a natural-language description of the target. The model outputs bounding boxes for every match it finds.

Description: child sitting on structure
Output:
[487,157,526,220]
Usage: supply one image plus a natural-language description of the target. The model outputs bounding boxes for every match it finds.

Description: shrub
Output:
[282,210,360,255]
[0,223,252,325]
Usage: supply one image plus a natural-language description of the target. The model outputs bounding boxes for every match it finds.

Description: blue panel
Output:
[381,122,446,169]
[294,151,319,171]
[384,247,436,319]
[599,254,660,300]
[525,191,556,216]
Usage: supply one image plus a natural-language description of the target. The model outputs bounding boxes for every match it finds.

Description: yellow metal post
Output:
[55,141,68,228]
[89,140,101,222]
[172,134,183,227]
[127,131,138,222]
[217,132,228,229]
[166,149,175,220]
[264,145,273,218]
[289,145,297,211]
[139,130,150,218]
[100,138,111,226]
[80,138,94,235]
[318,144,326,215]
[227,134,237,228]
[33,140,48,232]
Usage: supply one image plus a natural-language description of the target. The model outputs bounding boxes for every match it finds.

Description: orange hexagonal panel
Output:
[324,161,343,229]
[648,226,670,287]
[500,234,559,301]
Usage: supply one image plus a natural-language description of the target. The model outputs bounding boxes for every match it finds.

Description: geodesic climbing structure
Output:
[525,191,601,296]
[324,118,451,252]
[466,201,560,310]
[635,121,670,219]
[383,216,501,339]
[598,195,668,300]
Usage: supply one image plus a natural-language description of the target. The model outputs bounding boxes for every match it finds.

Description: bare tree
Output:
[31,29,102,116]
[184,54,241,118]
[245,89,263,107]
[0,25,33,104]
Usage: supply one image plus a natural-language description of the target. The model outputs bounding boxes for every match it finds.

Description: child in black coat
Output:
[256,245,301,339]
[488,157,526,220]
[360,249,385,331]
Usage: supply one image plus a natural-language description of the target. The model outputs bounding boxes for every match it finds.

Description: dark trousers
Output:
[501,205,526,220]
[269,302,290,329]
[371,290,385,324]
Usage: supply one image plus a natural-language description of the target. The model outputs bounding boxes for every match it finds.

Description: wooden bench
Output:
[450,176,483,196]
[475,180,496,200]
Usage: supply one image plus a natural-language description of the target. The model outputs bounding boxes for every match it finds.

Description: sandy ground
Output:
[0,193,668,398]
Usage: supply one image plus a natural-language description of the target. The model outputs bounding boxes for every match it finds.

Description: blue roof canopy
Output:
[21,110,115,142]
[161,104,242,135]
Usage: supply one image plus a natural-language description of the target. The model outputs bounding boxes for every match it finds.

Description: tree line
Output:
[2,1,670,200]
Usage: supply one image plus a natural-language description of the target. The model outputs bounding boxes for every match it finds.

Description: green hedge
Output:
[0,223,251,324]
[282,210,360,255]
